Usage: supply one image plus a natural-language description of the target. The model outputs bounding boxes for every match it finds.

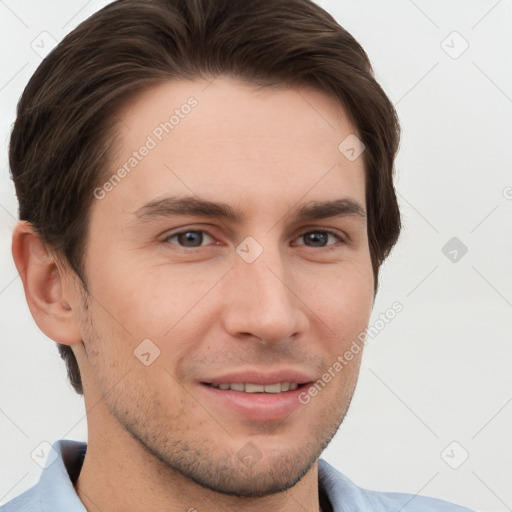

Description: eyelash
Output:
[162,228,346,250]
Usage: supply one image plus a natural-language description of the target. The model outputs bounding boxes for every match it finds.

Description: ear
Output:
[11,221,83,346]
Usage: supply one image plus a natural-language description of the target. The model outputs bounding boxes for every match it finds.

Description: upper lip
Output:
[201,369,315,386]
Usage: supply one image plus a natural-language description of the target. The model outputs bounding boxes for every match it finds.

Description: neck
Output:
[74,401,322,512]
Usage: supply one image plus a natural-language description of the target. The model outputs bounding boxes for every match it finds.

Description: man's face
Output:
[72,77,374,496]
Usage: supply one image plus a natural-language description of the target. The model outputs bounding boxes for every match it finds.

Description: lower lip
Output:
[199,384,310,421]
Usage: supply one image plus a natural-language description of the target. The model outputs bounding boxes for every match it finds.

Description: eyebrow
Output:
[133,196,366,224]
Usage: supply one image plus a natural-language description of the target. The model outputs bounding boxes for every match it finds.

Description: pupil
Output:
[306,232,327,247]
[179,231,203,247]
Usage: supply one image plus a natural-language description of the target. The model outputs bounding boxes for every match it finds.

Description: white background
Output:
[1,1,511,511]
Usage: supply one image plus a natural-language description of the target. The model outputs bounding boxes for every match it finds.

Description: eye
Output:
[295,230,343,248]
[165,230,215,248]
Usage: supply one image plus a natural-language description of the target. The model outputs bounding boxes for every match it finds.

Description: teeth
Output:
[264,383,281,393]
[210,382,299,393]
[244,383,265,393]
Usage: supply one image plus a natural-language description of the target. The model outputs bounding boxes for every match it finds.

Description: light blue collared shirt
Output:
[0,439,476,511]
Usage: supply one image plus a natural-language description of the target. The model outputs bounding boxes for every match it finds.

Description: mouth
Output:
[198,371,314,421]
[202,382,302,393]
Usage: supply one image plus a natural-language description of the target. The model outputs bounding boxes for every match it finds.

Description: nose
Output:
[220,243,309,345]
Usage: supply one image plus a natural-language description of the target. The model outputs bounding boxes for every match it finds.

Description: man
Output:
[2,0,476,511]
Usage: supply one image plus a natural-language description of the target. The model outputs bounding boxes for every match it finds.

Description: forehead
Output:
[94,77,366,221]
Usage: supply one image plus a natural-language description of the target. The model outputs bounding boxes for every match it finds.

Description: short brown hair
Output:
[10,0,401,395]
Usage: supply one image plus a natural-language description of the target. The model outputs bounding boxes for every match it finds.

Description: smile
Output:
[206,382,300,393]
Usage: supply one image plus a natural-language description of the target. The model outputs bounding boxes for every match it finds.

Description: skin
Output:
[13,77,374,512]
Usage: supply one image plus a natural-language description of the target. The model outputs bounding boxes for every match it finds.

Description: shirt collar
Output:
[38,440,87,511]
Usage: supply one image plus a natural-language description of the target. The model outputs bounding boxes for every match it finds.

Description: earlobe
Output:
[11,221,83,346]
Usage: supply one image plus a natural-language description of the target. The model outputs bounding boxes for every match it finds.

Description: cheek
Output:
[85,245,188,335]
[297,257,374,337]
[84,263,222,381]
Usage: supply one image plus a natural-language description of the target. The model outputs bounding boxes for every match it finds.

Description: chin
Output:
[131,424,327,497]
[168,449,319,498]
